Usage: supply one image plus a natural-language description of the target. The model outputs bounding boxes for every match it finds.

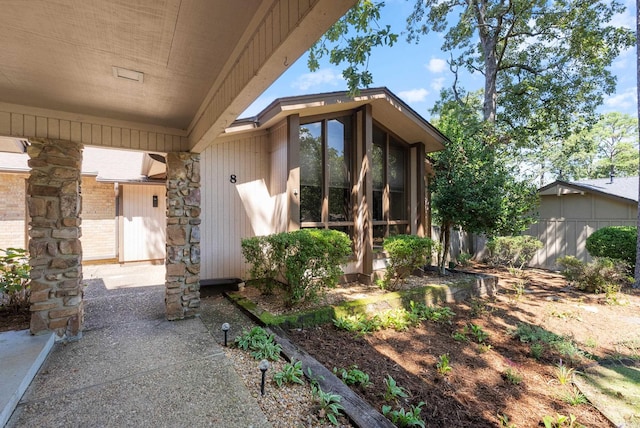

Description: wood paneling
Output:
[0,105,188,152]
[201,133,272,280]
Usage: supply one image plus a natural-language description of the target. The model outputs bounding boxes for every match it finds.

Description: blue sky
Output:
[243,0,638,121]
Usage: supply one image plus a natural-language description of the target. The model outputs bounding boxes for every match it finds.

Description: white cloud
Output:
[603,87,637,112]
[291,69,343,91]
[426,57,447,73]
[431,77,445,92]
[398,88,430,103]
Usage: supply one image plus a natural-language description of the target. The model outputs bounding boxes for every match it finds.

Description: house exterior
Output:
[0,148,166,263]
[525,177,638,269]
[200,88,447,283]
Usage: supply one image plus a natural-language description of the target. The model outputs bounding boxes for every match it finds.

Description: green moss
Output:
[226,276,490,330]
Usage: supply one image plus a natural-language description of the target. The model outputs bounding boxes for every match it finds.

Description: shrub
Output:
[0,248,30,312]
[586,226,636,270]
[557,256,631,294]
[241,229,352,305]
[486,236,542,269]
[382,235,437,290]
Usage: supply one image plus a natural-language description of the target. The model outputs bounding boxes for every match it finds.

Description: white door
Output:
[122,185,166,262]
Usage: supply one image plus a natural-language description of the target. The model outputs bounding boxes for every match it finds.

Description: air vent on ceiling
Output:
[112,66,144,83]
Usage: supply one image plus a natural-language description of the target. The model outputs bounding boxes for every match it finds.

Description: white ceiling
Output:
[0,0,262,129]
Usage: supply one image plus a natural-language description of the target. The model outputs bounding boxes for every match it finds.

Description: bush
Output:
[0,248,30,312]
[557,256,631,294]
[486,236,542,269]
[586,226,636,270]
[241,229,352,306]
[381,235,437,290]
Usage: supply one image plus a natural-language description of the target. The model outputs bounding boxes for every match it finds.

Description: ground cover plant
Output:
[0,248,31,331]
[285,262,640,427]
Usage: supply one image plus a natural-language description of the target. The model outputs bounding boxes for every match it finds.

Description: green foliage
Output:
[542,413,585,428]
[429,98,539,272]
[486,236,543,270]
[383,375,408,402]
[381,235,437,290]
[557,256,631,294]
[555,360,576,386]
[452,331,469,342]
[333,303,454,336]
[468,323,489,343]
[497,413,517,428]
[312,385,344,426]
[382,402,426,427]
[241,229,352,305]
[560,387,589,406]
[273,359,304,387]
[456,252,472,267]
[585,226,637,270]
[511,323,585,363]
[436,354,452,376]
[333,365,371,388]
[0,248,30,312]
[308,1,397,95]
[502,368,523,385]
[234,327,282,361]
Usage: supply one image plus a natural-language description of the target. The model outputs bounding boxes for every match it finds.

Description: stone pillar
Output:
[27,138,83,340]
[165,152,201,320]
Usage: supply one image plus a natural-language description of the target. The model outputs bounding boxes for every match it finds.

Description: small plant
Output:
[384,375,409,402]
[530,343,544,360]
[436,354,452,376]
[497,413,517,428]
[557,256,631,294]
[541,413,584,428]
[457,252,473,267]
[381,235,438,290]
[511,280,526,301]
[333,365,372,388]
[0,248,30,312]
[452,331,469,342]
[555,360,576,385]
[478,343,493,353]
[382,402,426,427]
[469,323,489,343]
[468,298,491,317]
[273,359,304,387]
[560,387,588,406]
[486,235,543,270]
[234,326,282,361]
[502,368,523,385]
[312,385,344,426]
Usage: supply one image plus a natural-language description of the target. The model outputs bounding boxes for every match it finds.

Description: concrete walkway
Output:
[4,265,270,428]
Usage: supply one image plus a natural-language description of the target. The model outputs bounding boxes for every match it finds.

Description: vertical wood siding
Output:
[0,108,187,152]
[122,184,167,262]
[201,133,272,280]
[270,120,289,233]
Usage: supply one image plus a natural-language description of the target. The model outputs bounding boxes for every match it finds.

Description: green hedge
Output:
[382,235,437,290]
[241,229,352,306]
[585,226,637,270]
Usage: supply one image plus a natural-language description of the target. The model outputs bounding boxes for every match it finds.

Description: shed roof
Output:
[539,177,639,204]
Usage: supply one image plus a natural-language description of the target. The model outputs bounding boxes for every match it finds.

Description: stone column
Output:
[165,152,201,320]
[27,138,83,340]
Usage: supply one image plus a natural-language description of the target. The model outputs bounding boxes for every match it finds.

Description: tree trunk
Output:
[634,0,640,288]
[472,0,498,123]
[439,222,451,275]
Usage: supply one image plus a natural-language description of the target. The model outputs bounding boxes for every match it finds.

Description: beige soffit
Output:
[225,88,448,153]
[0,0,355,152]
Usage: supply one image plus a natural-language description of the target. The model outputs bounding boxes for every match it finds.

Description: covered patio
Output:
[0,0,354,340]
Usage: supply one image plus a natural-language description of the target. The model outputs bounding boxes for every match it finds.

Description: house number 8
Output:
[229,174,237,183]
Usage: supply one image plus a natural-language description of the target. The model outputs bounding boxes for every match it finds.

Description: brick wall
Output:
[0,172,116,259]
[81,177,116,260]
[0,172,27,249]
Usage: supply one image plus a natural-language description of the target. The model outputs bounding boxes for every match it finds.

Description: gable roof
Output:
[539,176,639,204]
[224,87,448,153]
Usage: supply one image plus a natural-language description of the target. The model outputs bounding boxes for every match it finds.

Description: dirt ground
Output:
[0,306,29,332]
[285,263,640,427]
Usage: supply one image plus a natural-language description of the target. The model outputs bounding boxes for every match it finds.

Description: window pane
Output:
[372,127,385,221]
[300,122,322,222]
[328,118,352,222]
[373,225,386,247]
[389,143,406,220]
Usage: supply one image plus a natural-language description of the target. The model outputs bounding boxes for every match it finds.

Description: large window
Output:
[300,116,353,234]
[372,124,408,246]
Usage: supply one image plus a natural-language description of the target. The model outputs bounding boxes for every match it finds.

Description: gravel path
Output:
[199,294,353,428]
